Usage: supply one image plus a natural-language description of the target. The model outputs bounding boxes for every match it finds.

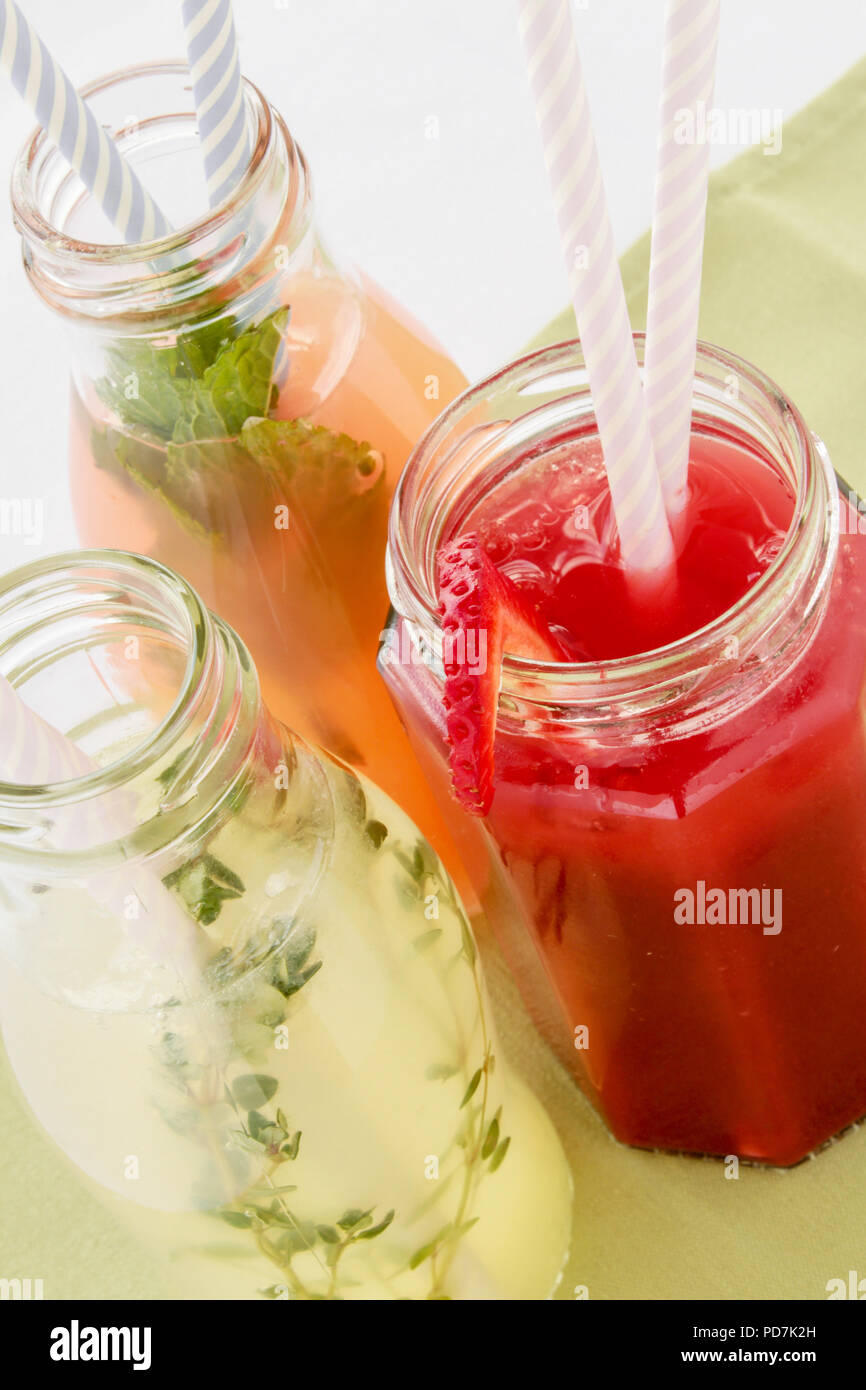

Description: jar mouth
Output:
[388,335,837,711]
[0,549,210,808]
[11,61,308,312]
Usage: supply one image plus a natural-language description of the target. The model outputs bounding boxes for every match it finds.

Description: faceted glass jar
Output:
[11,62,470,892]
[382,336,866,1166]
[0,551,571,1300]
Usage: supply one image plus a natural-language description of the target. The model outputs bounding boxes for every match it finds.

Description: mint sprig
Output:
[91,307,382,540]
[96,315,240,440]
[171,308,289,442]
[96,307,288,446]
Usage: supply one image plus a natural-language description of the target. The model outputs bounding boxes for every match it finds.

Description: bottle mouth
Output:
[0,550,335,1012]
[11,61,309,317]
[0,549,258,861]
[387,336,837,728]
[0,549,206,795]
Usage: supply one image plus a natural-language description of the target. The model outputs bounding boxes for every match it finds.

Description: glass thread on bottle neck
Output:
[0,550,331,880]
[11,61,315,328]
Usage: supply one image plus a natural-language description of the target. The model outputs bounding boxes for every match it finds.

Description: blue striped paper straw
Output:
[182,0,251,208]
[0,0,171,242]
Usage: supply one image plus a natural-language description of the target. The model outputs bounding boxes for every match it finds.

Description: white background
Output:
[0,0,864,562]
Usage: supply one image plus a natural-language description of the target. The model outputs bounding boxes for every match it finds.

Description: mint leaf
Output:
[169,383,227,443]
[196,307,289,437]
[95,307,286,446]
[171,307,289,444]
[162,436,253,536]
[96,344,191,440]
[91,305,386,546]
[91,424,221,542]
[174,318,236,377]
[96,317,238,441]
[240,416,384,522]
[241,415,377,481]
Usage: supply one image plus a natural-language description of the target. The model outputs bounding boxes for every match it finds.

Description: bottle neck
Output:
[387,337,838,740]
[0,551,331,877]
[11,62,315,330]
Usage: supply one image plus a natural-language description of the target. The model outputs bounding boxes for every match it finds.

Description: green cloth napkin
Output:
[2,58,866,1301]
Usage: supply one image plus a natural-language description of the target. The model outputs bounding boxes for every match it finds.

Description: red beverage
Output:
[469,434,792,660]
[383,339,866,1165]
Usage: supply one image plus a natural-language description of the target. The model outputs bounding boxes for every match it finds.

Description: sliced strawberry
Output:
[436,532,566,817]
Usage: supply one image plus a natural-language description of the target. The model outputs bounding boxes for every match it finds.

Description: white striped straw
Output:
[0,0,170,242]
[0,673,203,985]
[644,0,720,522]
[516,0,675,580]
[182,0,250,208]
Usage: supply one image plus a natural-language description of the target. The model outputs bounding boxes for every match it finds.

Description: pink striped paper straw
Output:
[516,0,675,581]
[0,672,91,783]
[645,0,720,522]
[0,673,202,984]
[0,669,244,1193]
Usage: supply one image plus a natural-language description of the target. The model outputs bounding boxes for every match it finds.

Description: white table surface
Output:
[0,0,863,568]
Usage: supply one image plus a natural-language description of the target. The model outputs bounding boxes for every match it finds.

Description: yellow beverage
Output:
[0,766,571,1300]
[0,550,572,1300]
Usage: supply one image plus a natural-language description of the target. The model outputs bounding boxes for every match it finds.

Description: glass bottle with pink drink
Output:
[11,61,469,891]
[382,336,866,1166]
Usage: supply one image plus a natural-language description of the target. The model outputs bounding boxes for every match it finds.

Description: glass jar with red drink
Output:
[382,336,866,1167]
[11,61,469,892]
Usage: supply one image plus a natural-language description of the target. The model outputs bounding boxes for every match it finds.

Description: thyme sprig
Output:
[216,1071,395,1299]
[152,780,510,1299]
[153,850,398,1299]
[376,825,513,1296]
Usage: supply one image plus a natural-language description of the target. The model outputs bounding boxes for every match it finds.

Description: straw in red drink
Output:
[516,0,675,583]
[436,1,685,816]
[645,0,720,523]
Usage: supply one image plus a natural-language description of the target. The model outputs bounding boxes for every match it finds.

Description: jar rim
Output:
[387,335,837,712]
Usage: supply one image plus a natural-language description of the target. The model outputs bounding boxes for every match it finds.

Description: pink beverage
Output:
[12,62,472,904]
[382,339,866,1166]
